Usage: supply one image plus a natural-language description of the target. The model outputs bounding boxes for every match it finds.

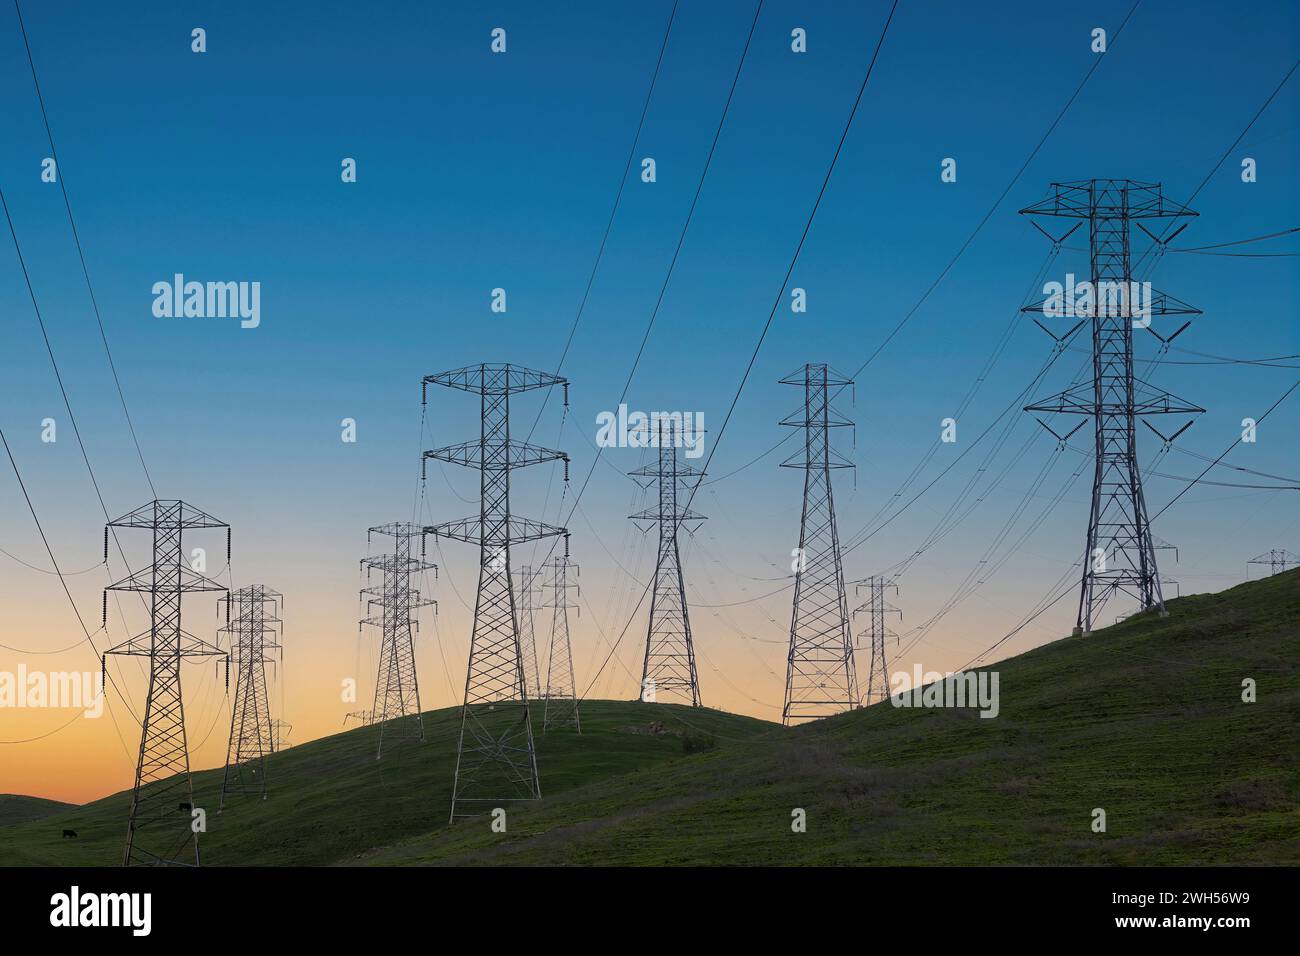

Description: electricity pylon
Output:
[422,363,569,821]
[1248,549,1299,577]
[780,364,857,725]
[852,576,900,705]
[542,546,581,732]
[270,719,293,751]
[361,522,436,759]
[219,585,281,809]
[629,418,704,706]
[516,564,545,699]
[1021,180,1202,634]
[101,500,230,867]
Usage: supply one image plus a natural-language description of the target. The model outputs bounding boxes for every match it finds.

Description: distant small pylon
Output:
[852,576,900,706]
[219,585,282,809]
[542,545,581,733]
[360,522,437,759]
[516,564,545,700]
[1247,549,1299,577]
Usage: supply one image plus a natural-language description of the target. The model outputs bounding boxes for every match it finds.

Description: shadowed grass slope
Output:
[0,794,75,827]
[360,570,1299,865]
[0,702,772,865]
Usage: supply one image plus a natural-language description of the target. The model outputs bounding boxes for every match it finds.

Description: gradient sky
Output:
[0,0,1296,803]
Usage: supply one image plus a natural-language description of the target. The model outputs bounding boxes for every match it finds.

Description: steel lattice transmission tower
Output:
[1248,549,1299,577]
[852,576,900,705]
[361,522,436,759]
[422,363,569,821]
[101,500,230,867]
[515,564,545,700]
[219,585,282,809]
[629,418,704,707]
[1022,180,1202,635]
[780,363,857,725]
[542,546,581,732]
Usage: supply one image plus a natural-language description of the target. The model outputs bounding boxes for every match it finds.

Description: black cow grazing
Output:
[61,829,77,839]
[177,802,192,812]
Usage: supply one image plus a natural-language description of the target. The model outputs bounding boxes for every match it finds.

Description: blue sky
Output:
[0,0,1296,796]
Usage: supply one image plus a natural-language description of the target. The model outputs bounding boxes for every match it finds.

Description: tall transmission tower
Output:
[1022,180,1202,635]
[515,564,545,700]
[629,418,704,706]
[542,546,581,733]
[219,585,282,809]
[422,363,570,821]
[852,576,900,705]
[1248,549,1299,577]
[101,500,230,867]
[361,522,436,759]
[780,363,857,725]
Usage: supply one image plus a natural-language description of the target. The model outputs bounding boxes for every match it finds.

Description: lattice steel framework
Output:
[852,576,900,705]
[361,522,436,759]
[270,719,293,751]
[422,363,569,821]
[1248,549,1299,577]
[542,547,581,732]
[1022,180,1202,634]
[780,364,857,725]
[515,564,544,700]
[630,418,704,706]
[101,499,230,867]
[219,585,281,809]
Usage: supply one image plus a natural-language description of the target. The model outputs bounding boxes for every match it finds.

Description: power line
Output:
[580,0,900,699]
[1150,379,1300,520]
[524,0,681,443]
[11,0,157,496]
[845,0,1143,382]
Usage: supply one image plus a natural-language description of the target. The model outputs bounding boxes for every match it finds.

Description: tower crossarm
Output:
[1019,179,1198,220]
[1025,381,1204,417]
[423,439,568,472]
[104,628,225,659]
[106,565,228,594]
[1021,288,1201,318]
[107,499,230,530]
[422,363,568,397]
[424,515,567,546]
[629,460,705,480]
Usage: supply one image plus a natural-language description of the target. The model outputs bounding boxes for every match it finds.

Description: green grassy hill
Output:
[4,571,1296,866]
[0,702,771,865]
[360,569,1298,866]
[0,794,75,827]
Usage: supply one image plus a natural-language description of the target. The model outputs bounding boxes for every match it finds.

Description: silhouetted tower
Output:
[1248,549,1299,577]
[780,364,857,725]
[270,719,293,751]
[422,363,570,821]
[542,545,581,732]
[361,522,436,759]
[219,585,281,809]
[629,418,704,706]
[1022,180,1202,634]
[515,564,545,699]
[101,500,230,866]
[853,576,900,705]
